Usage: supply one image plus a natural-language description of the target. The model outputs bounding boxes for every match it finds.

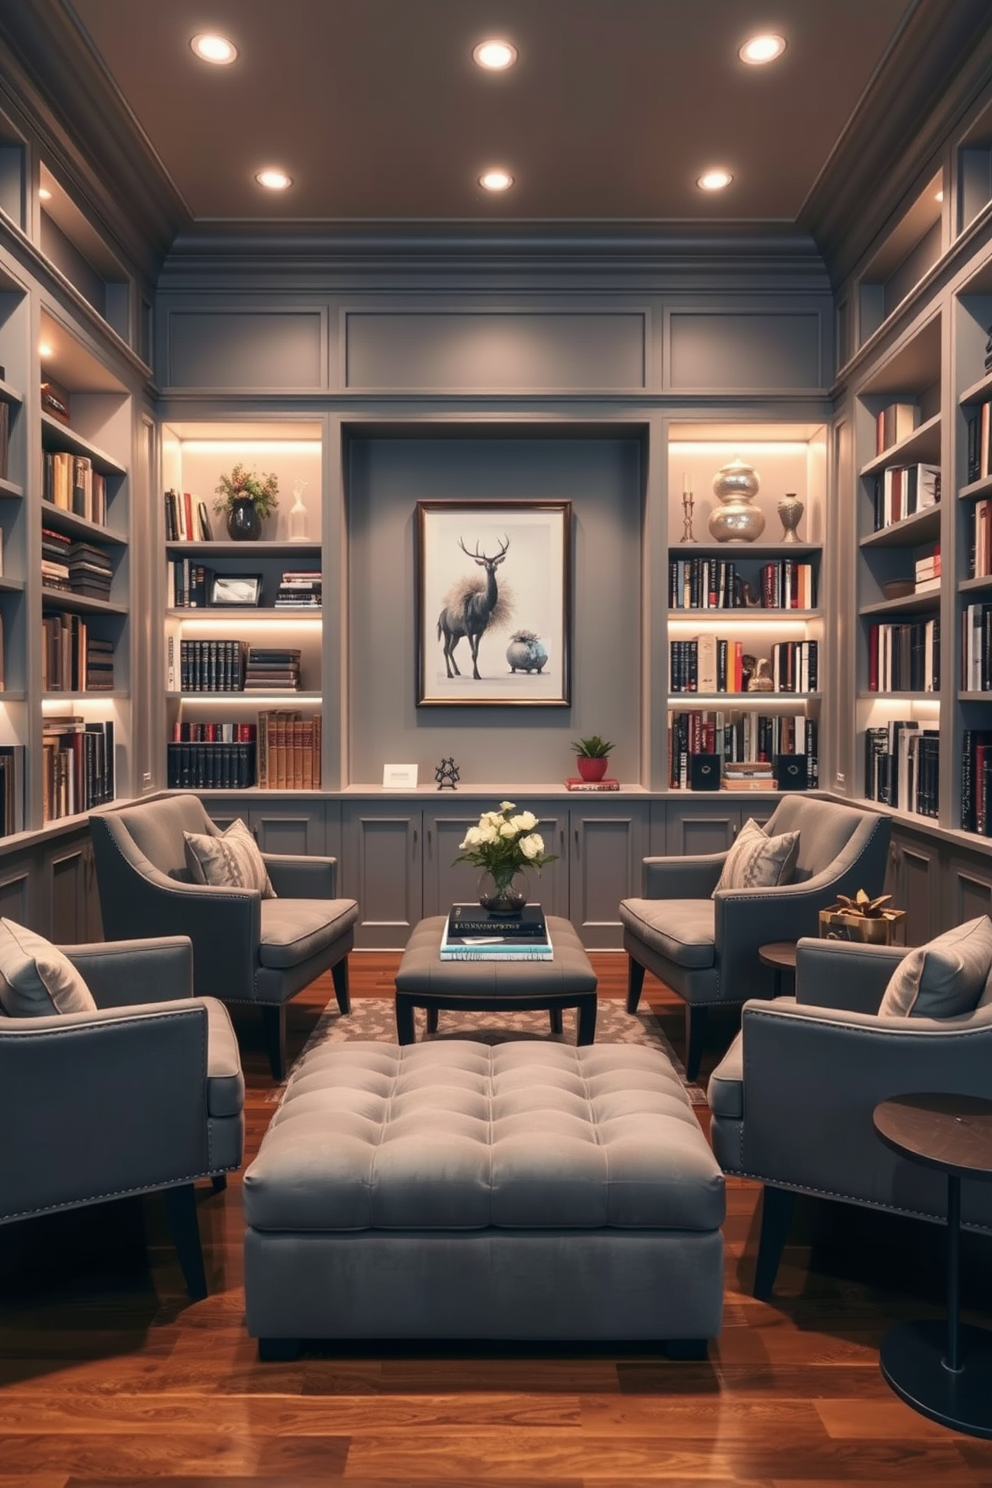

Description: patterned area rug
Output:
[276,995,707,1104]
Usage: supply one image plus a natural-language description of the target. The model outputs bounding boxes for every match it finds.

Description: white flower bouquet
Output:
[454,799,558,899]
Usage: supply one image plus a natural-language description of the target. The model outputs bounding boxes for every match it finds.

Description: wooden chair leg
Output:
[262,1004,287,1082]
[754,1185,796,1300]
[684,1003,708,1082]
[331,956,351,1015]
[163,1184,207,1301]
[626,957,646,1014]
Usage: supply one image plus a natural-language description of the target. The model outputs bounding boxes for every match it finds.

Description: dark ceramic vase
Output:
[226,497,262,541]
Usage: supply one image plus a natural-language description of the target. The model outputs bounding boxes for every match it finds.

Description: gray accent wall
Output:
[346,435,644,787]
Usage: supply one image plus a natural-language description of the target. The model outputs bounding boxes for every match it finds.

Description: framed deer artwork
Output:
[416,500,571,706]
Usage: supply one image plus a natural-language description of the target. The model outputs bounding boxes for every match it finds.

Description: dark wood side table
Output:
[758,941,798,998]
[873,1093,992,1439]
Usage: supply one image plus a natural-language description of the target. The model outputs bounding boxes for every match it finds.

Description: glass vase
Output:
[478,868,529,916]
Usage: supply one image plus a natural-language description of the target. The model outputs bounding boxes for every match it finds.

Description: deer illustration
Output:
[437,535,510,679]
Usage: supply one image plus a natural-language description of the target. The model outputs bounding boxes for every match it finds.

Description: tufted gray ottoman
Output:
[244,1040,725,1359]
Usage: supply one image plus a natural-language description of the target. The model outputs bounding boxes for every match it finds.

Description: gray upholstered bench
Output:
[243,1040,725,1358]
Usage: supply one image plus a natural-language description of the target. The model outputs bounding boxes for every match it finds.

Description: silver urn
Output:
[707,457,765,544]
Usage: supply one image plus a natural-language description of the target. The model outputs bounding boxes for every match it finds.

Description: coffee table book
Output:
[447,904,547,938]
[440,915,554,962]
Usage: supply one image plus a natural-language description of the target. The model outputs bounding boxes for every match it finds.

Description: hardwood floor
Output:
[3,953,992,1485]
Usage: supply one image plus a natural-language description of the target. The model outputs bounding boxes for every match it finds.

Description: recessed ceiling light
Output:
[935,189,944,202]
[39,341,53,358]
[255,168,293,191]
[38,186,52,201]
[697,168,733,191]
[479,168,514,192]
[473,39,517,70]
[739,33,786,65]
[190,33,237,64]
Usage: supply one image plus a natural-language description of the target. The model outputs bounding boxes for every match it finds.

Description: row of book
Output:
[969,499,992,577]
[668,557,817,611]
[168,560,215,608]
[962,729,992,834]
[864,721,939,818]
[875,401,919,456]
[42,529,115,600]
[167,741,256,790]
[170,638,248,692]
[670,638,818,694]
[965,399,992,485]
[41,717,114,822]
[0,744,24,837]
[962,602,992,692]
[41,612,114,692]
[869,463,939,531]
[164,489,213,542]
[257,709,321,789]
[43,452,108,526]
[867,618,939,692]
[668,709,818,788]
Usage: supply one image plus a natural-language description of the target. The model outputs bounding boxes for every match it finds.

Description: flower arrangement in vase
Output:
[454,800,558,914]
[214,463,279,541]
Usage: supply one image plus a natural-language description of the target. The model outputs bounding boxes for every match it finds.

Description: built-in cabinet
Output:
[340,796,646,951]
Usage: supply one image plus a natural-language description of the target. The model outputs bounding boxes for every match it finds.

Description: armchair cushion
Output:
[879,915,992,1019]
[713,818,800,894]
[183,818,276,899]
[258,898,361,971]
[0,918,97,1017]
[618,899,716,970]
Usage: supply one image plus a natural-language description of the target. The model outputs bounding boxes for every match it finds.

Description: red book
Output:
[868,624,879,692]
[183,490,194,540]
[565,777,620,791]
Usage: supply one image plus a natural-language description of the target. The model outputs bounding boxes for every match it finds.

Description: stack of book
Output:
[256,708,321,788]
[915,546,940,593]
[41,715,114,821]
[440,904,553,960]
[41,526,71,591]
[721,761,775,791]
[68,542,113,600]
[244,647,302,690]
[565,776,619,791]
[168,722,257,790]
[275,569,322,608]
[86,637,115,691]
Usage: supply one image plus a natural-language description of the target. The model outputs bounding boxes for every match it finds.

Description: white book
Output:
[439,919,554,961]
[695,633,717,692]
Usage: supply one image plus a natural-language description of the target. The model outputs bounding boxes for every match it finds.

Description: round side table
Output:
[873,1093,992,1438]
[758,940,798,999]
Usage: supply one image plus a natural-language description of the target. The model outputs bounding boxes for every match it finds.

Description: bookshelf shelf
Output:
[40,589,127,616]
[41,507,127,545]
[859,507,941,547]
[860,413,942,476]
[0,477,23,499]
[860,593,941,617]
[40,412,126,476]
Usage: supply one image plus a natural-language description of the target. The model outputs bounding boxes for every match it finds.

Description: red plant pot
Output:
[576,755,609,782]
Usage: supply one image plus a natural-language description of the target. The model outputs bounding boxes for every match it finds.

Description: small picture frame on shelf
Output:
[209,573,262,607]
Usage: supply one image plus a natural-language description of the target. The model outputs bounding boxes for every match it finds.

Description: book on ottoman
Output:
[441,906,553,960]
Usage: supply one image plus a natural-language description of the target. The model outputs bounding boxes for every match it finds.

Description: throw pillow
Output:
[879,915,992,1018]
[183,818,276,898]
[713,817,800,895]
[0,918,97,1017]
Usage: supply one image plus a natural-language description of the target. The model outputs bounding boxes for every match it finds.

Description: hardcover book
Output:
[447,904,547,938]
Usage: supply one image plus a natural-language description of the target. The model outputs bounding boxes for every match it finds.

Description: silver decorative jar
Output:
[708,457,765,544]
[777,493,804,544]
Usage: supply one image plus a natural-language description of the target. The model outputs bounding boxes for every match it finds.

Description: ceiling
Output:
[61,0,919,226]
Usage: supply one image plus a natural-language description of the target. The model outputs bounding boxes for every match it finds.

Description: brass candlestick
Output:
[680,477,697,543]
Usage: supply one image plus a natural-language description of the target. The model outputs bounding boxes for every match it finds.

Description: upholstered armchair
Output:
[708,927,992,1298]
[0,929,243,1299]
[619,796,891,1078]
[90,793,359,1080]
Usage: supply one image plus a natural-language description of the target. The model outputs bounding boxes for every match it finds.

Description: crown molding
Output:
[158,220,832,294]
[0,0,188,283]
[801,0,992,286]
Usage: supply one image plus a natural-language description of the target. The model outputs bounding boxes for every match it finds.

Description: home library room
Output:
[161,422,324,792]
[664,424,826,794]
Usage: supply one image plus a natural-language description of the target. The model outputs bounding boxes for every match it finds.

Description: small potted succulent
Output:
[571,734,615,783]
[214,462,279,541]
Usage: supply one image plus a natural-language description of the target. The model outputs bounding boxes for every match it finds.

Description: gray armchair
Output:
[708,935,992,1297]
[0,934,243,1299]
[90,793,359,1080]
[619,796,891,1078]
